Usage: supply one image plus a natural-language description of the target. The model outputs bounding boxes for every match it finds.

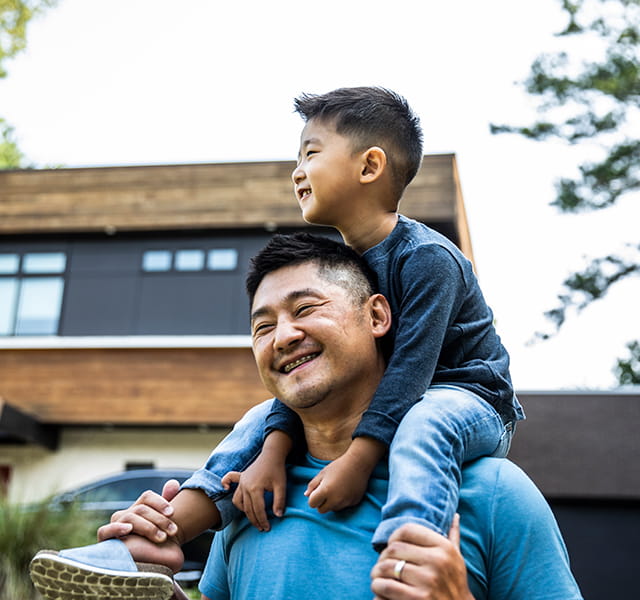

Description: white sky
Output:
[1,0,638,390]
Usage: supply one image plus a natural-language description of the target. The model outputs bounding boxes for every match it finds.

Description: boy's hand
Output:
[221,430,292,532]
[305,436,386,513]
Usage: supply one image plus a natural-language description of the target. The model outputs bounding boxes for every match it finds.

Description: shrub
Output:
[0,496,100,599]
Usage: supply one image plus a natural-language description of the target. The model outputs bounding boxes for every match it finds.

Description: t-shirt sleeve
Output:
[484,461,583,600]
[355,244,467,445]
[198,532,230,600]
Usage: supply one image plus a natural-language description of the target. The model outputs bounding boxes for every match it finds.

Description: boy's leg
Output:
[181,398,275,528]
[372,385,505,550]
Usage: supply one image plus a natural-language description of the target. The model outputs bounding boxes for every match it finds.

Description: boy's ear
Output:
[359,147,387,184]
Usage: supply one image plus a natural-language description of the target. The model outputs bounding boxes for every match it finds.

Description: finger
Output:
[370,576,406,600]
[232,487,245,512]
[304,473,321,497]
[448,513,461,549]
[249,490,271,532]
[387,522,446,549]
[307,485,327,511]
[134,489,174,517]
[161,479,181,504]
[243,491,269,532]
[221,471,241,489]
[271,480,286,518]
[97,521,132,541]
[112,505,178,542]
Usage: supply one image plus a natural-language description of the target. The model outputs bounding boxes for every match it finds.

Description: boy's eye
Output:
[306,150,317,157]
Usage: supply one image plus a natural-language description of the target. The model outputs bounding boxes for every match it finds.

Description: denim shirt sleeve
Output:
[354,243,468,445]
[264,397,304,444]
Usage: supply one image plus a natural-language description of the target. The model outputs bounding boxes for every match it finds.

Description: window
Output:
[208,249,238,271]
[141,248,238,272]
[175,250,205,271]
[142,250,172,272]
[0,252,66,336]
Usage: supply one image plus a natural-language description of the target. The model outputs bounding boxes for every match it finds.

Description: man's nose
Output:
[274,317,304,350]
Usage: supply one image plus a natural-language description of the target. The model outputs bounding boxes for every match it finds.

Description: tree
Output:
[0,0,57,168]
[492,0,640,385]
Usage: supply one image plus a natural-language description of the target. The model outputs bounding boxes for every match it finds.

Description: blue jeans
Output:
[372,385,511,547]
[181,399,275,529]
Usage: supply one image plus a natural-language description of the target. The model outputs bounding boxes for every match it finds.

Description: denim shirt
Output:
[266,215,524,447]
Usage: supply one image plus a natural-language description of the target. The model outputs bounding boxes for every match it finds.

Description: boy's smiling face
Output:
[292,118,363,227]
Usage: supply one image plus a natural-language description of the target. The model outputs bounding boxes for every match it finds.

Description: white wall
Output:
[0,426,230,503]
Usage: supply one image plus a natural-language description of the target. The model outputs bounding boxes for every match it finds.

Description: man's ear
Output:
[359,147,387,184]
[368,293,392,338]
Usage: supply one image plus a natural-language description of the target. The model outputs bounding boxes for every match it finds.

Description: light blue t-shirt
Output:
[199,456,582,600]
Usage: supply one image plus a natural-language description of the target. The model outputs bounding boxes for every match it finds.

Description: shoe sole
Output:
[29,552,174,600]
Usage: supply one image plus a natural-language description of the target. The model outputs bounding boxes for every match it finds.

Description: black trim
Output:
[0,401,59,450]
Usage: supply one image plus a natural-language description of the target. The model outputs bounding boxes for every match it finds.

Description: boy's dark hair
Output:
[246,232,378,306]
[293,86,424,198]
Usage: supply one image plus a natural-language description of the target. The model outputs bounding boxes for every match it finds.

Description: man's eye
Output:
[296,304,315,316]
[306,150,317,157]
[253,323,273,335]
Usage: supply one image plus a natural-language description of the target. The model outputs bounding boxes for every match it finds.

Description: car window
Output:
[72,477,181,503]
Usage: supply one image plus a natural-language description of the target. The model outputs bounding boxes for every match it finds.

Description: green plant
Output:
[0,496,100,599]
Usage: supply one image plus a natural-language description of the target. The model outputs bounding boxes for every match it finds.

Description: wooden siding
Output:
[0,154,462,236]
[0,347,268,426]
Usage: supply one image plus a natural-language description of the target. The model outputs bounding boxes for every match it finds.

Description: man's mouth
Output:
[282,353,319,373]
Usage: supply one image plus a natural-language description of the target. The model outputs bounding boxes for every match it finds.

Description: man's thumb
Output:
[448,513,461,548]
[162,479,181,502]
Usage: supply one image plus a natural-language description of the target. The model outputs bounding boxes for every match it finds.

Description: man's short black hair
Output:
[246,232,378,306]
[293,86,423,198]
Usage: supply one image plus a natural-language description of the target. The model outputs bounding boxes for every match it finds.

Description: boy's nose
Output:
[291,163,304,184]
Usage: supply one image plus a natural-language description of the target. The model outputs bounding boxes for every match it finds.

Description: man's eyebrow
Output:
[250,288,325,323]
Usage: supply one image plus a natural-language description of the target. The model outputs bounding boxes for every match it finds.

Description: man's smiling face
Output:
[250,261,385,415]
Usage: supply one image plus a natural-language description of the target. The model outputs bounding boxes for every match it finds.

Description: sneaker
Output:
[29,539,174,600]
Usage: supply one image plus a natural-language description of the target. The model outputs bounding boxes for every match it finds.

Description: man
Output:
[31,233,582,600]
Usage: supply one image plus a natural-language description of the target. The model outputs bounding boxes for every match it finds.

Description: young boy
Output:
[218,86,524,548]
[30,87,524,599]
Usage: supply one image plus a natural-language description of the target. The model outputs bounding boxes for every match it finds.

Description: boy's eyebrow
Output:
[297,137,321,160]
[250,288,325,323]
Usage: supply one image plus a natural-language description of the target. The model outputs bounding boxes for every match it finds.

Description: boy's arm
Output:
[221,429,292,531]
[306,436,386,512]
[356,245,467,446]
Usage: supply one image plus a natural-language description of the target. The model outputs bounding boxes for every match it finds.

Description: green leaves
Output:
[0,0,57,78]
[493,0,640,383]
[0,117,25,168]
[0,0,58,169]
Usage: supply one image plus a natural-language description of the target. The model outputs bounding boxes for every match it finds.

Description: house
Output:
[0,156,636,599]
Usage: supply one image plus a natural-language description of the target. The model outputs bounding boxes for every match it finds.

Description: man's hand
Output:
[97,479,180,545]
[370,516,474,600]
[220,430,291,532]
[96,479,185,573]
[305,436,385,513]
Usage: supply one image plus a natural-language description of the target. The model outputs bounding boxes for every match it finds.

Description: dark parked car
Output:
[50,468,214,582]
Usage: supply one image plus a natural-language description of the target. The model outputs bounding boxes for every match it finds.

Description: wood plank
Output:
[0,348,269,425]
[0,155,459,233]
